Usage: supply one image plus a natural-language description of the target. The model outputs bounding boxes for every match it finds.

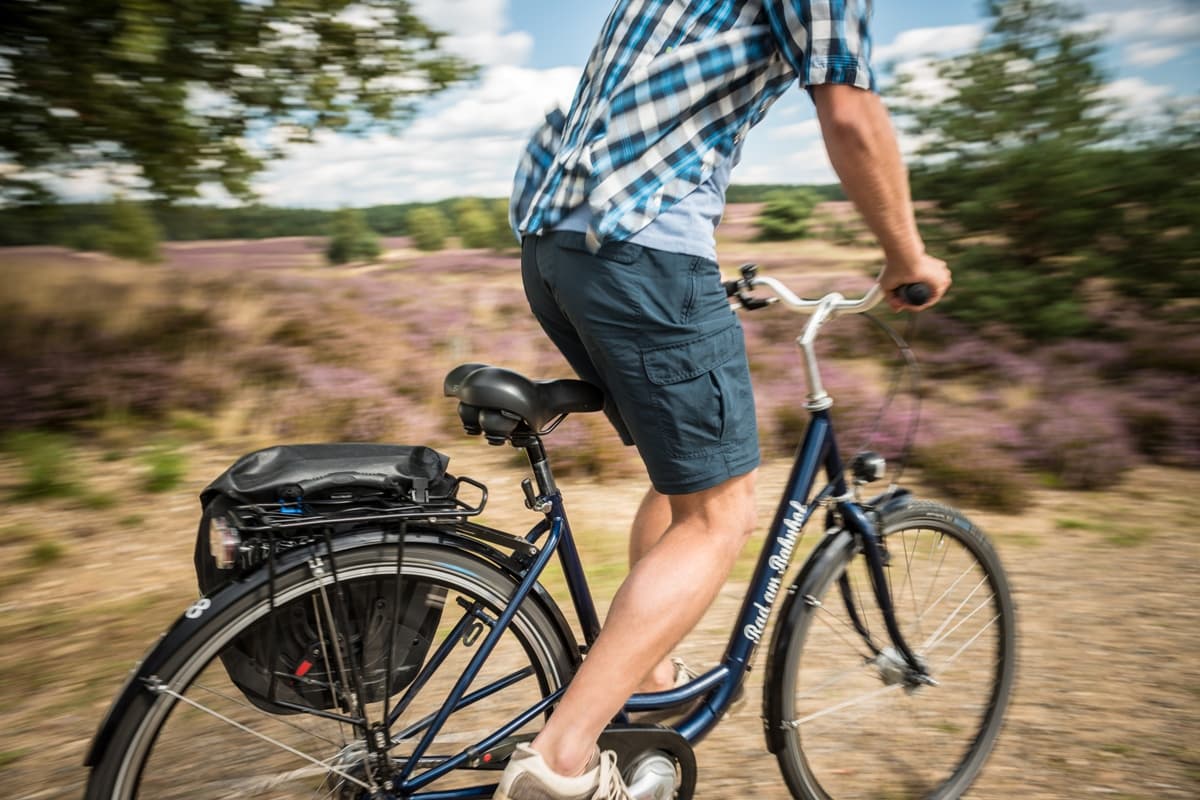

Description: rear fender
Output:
[85,527,576,766]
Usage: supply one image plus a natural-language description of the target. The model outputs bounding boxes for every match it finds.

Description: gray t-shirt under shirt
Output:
[553,145,735,263]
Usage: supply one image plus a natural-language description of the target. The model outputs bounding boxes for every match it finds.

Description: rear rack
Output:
[225,475,489,534]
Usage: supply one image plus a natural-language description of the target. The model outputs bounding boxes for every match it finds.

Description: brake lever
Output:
[725,263,772,310]
[736,291,773,310]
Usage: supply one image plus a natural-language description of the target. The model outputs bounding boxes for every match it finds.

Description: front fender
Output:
[762,526,857,755]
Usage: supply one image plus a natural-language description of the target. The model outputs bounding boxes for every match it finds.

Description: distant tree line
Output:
[0,185,841,249]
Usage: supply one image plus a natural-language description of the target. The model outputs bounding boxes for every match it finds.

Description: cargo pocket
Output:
[642,324,742,458]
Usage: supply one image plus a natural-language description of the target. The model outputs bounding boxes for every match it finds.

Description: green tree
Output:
[894,0,1199,335]
[454,198,496,249]
[326,208,381,264]
[488,198,519,252]
[0,1,475,204]
[406,206,447,251]
[756,189,820,240]
[76,197,162,262]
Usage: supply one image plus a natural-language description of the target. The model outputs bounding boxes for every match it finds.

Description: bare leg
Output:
[531,470,758,776]
[628,487,678,693]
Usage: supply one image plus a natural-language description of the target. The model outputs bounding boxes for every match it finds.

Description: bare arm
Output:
[811,84,951,311]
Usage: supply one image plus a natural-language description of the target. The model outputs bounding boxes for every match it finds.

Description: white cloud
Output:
[1079,2,1198,71]
[250,1,569,206]
[412,0,532,66]
[255,64,581,206]
[1097,76,1174,121]
[767,119,820,142]
[1085,6,1200,43]
[1125,44,1186,66]
[734,137,835,186]
[873,24,984,64]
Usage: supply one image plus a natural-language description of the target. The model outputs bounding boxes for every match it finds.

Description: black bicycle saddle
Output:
[443,363,603,441]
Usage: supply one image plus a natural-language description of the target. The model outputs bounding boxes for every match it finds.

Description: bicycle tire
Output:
[85,537,576,799]
[767,500,1017,800]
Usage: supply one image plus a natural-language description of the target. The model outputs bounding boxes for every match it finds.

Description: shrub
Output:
[407,206,448,251]
[912,436,1032,513]
[1117,375,1200,468]
[454,198,496,249]
[488,198,518,252]
[100,198,163,263]
[142,442,187,493]
[756,189,820,240]
[326,208,381,264]
[3,431,82,501]
[28,540,65,567]
[1020,391,1135,490]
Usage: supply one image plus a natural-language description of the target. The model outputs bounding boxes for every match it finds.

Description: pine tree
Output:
[893,0,1197,335]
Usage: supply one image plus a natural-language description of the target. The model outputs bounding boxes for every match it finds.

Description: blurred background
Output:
[0,1,1196,797]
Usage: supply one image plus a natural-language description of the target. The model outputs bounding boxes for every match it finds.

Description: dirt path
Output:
[567,462,1200,799]
[3,447,1196,798]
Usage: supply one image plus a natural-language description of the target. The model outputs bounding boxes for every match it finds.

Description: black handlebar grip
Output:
[894,283,931,307]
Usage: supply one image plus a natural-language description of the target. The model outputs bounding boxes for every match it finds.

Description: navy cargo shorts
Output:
[521,231,760,495]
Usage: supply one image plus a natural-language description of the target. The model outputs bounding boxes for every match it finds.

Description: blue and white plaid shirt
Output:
[511,0,876,248]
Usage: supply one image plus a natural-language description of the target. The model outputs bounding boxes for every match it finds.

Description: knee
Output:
[673,469,758,545]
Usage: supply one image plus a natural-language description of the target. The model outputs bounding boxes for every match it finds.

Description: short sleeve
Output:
[763,0,876,92]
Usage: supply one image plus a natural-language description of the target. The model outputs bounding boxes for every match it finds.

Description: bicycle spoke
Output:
[190,681,341,749]
[920,531,951,630]
[149,681,372,792]
[936,612,1001,669]
[794,658,876,701]
[920,576,989,653]
[916,560,979,632]
[789,682,903,728]
[897,529,921,640]
[812,596,875,661]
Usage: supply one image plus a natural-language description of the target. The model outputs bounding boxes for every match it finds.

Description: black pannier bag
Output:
[193,443,458,715]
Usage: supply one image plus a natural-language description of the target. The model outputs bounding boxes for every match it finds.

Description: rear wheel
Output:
[85,540,575,799]
[770,501,1016,799]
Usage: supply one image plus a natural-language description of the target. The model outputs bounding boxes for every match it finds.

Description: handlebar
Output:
[723,264,930,317]
[723,263,928,412]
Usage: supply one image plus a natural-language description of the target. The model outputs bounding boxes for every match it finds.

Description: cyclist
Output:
[499,2,951,797]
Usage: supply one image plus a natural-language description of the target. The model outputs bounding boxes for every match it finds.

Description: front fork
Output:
[838,502,931,684]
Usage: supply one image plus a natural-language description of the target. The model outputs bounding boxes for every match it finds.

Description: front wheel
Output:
[768,500,1017,799]
[85,539,576,799]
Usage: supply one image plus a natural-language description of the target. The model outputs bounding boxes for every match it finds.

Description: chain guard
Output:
[598,725,697,800]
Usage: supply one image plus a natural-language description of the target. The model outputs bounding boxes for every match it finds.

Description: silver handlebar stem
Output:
[746,277,886,412]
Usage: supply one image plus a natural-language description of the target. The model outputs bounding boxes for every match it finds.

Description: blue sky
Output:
[249,0,1199,206]
[57,1,1200,206]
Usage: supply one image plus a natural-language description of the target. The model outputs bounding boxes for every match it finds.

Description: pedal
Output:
[598,725,696,800]
[467,732,535,769]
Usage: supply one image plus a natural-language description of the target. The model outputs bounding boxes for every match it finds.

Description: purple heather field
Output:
[0,209,1196,510]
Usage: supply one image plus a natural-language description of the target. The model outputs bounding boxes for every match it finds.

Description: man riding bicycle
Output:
[499,2,951,797]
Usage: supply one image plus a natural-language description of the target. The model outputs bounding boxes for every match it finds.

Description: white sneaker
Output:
[493,744,633,800]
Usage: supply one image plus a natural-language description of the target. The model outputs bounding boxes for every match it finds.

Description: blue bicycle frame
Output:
[386,405,922,799]
[390,277,926,798]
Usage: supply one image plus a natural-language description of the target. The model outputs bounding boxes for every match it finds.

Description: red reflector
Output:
[295,659,313,678]
[482,753,492,763]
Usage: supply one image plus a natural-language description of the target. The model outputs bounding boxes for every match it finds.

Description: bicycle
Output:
[84,266,1016,800]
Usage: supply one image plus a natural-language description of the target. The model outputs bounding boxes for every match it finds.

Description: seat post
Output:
[519,436,558,498]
